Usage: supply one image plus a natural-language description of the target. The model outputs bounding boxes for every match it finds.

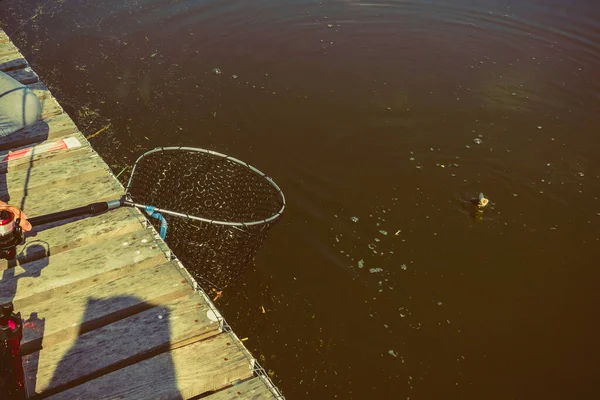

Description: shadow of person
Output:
[37,296,178,399]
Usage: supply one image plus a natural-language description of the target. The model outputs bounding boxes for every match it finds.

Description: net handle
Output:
[125,146,286,227]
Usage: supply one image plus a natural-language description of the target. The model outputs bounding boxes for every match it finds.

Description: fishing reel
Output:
[0,210,24,260]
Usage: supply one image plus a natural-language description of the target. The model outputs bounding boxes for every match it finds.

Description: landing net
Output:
[125,147,285,290]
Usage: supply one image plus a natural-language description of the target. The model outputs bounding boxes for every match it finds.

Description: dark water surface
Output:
[2,0,600,398]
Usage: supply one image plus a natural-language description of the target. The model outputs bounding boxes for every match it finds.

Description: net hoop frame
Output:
[124,146,286,227]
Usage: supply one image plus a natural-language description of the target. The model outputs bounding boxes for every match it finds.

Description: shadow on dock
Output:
[1,230,180,399]
[3,252,179,398]
[41,297,178,399]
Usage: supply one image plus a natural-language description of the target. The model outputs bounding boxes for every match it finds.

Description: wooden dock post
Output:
[0,28,284,399]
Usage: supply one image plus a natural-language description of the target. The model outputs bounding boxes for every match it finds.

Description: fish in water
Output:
[471,193,489,209]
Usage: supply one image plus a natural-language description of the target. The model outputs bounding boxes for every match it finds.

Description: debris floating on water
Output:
[401,264,407,271]
[473,138,483,145]
[358,259,365,269]
[115,166,128,178]
[212,68,222,75]
[388,350,398,358]
[86,123,111,139]
[369,268,383,273]
[351,216,359,222]
[212,290,223,302]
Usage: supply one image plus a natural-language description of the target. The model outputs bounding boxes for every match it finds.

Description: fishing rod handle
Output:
[28,199,123,227]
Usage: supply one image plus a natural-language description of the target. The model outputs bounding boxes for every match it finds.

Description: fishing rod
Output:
[0,196,168,260]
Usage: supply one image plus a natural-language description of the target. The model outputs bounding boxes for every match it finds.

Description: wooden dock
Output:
[0,28,284,399]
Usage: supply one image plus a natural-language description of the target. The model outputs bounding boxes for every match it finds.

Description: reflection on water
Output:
[2,0,600,398]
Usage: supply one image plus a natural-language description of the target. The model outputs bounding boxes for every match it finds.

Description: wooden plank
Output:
[1,152,110,201]
[47,333,253,400]
[0,133,88,165]
[0,133,90,174]
[0,137,119,217]
[24,293,221,396]
[205,377,277,400]
[0,113,79,151]
[0,207,144,271]
[39,95,63,118]
[0,53,27,72]
[4,65,39,84]
[0,30,9,43]
[0,229,168,310]
[12,174,122,217]
[27,81,51,100]
[0,41,20,57]
[29,172,120,214]
[18,260,191,351]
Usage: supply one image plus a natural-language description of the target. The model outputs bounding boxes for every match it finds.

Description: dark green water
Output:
[2,0,600,398]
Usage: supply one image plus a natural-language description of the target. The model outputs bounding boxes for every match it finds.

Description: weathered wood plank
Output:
[0,53,27,72]
[0,41,20,57]
[39,95,63,118]
[0,30,9,43]
[0,229,168,310]
[0,131,87,160]
[0,207,143,271]
[205,377,277,400]
[47,334,253,400]
[12,174,122,217]
[0,113,79,151]
[4,65,39,84]
[0,133,90,174]
[0,137,119,217]
[18,260,191,351]
[27,81,51,100]
[1,152,110,202]
[25,293,221,396]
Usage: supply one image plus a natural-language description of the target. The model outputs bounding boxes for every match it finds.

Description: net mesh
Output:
[125,147,285,290]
